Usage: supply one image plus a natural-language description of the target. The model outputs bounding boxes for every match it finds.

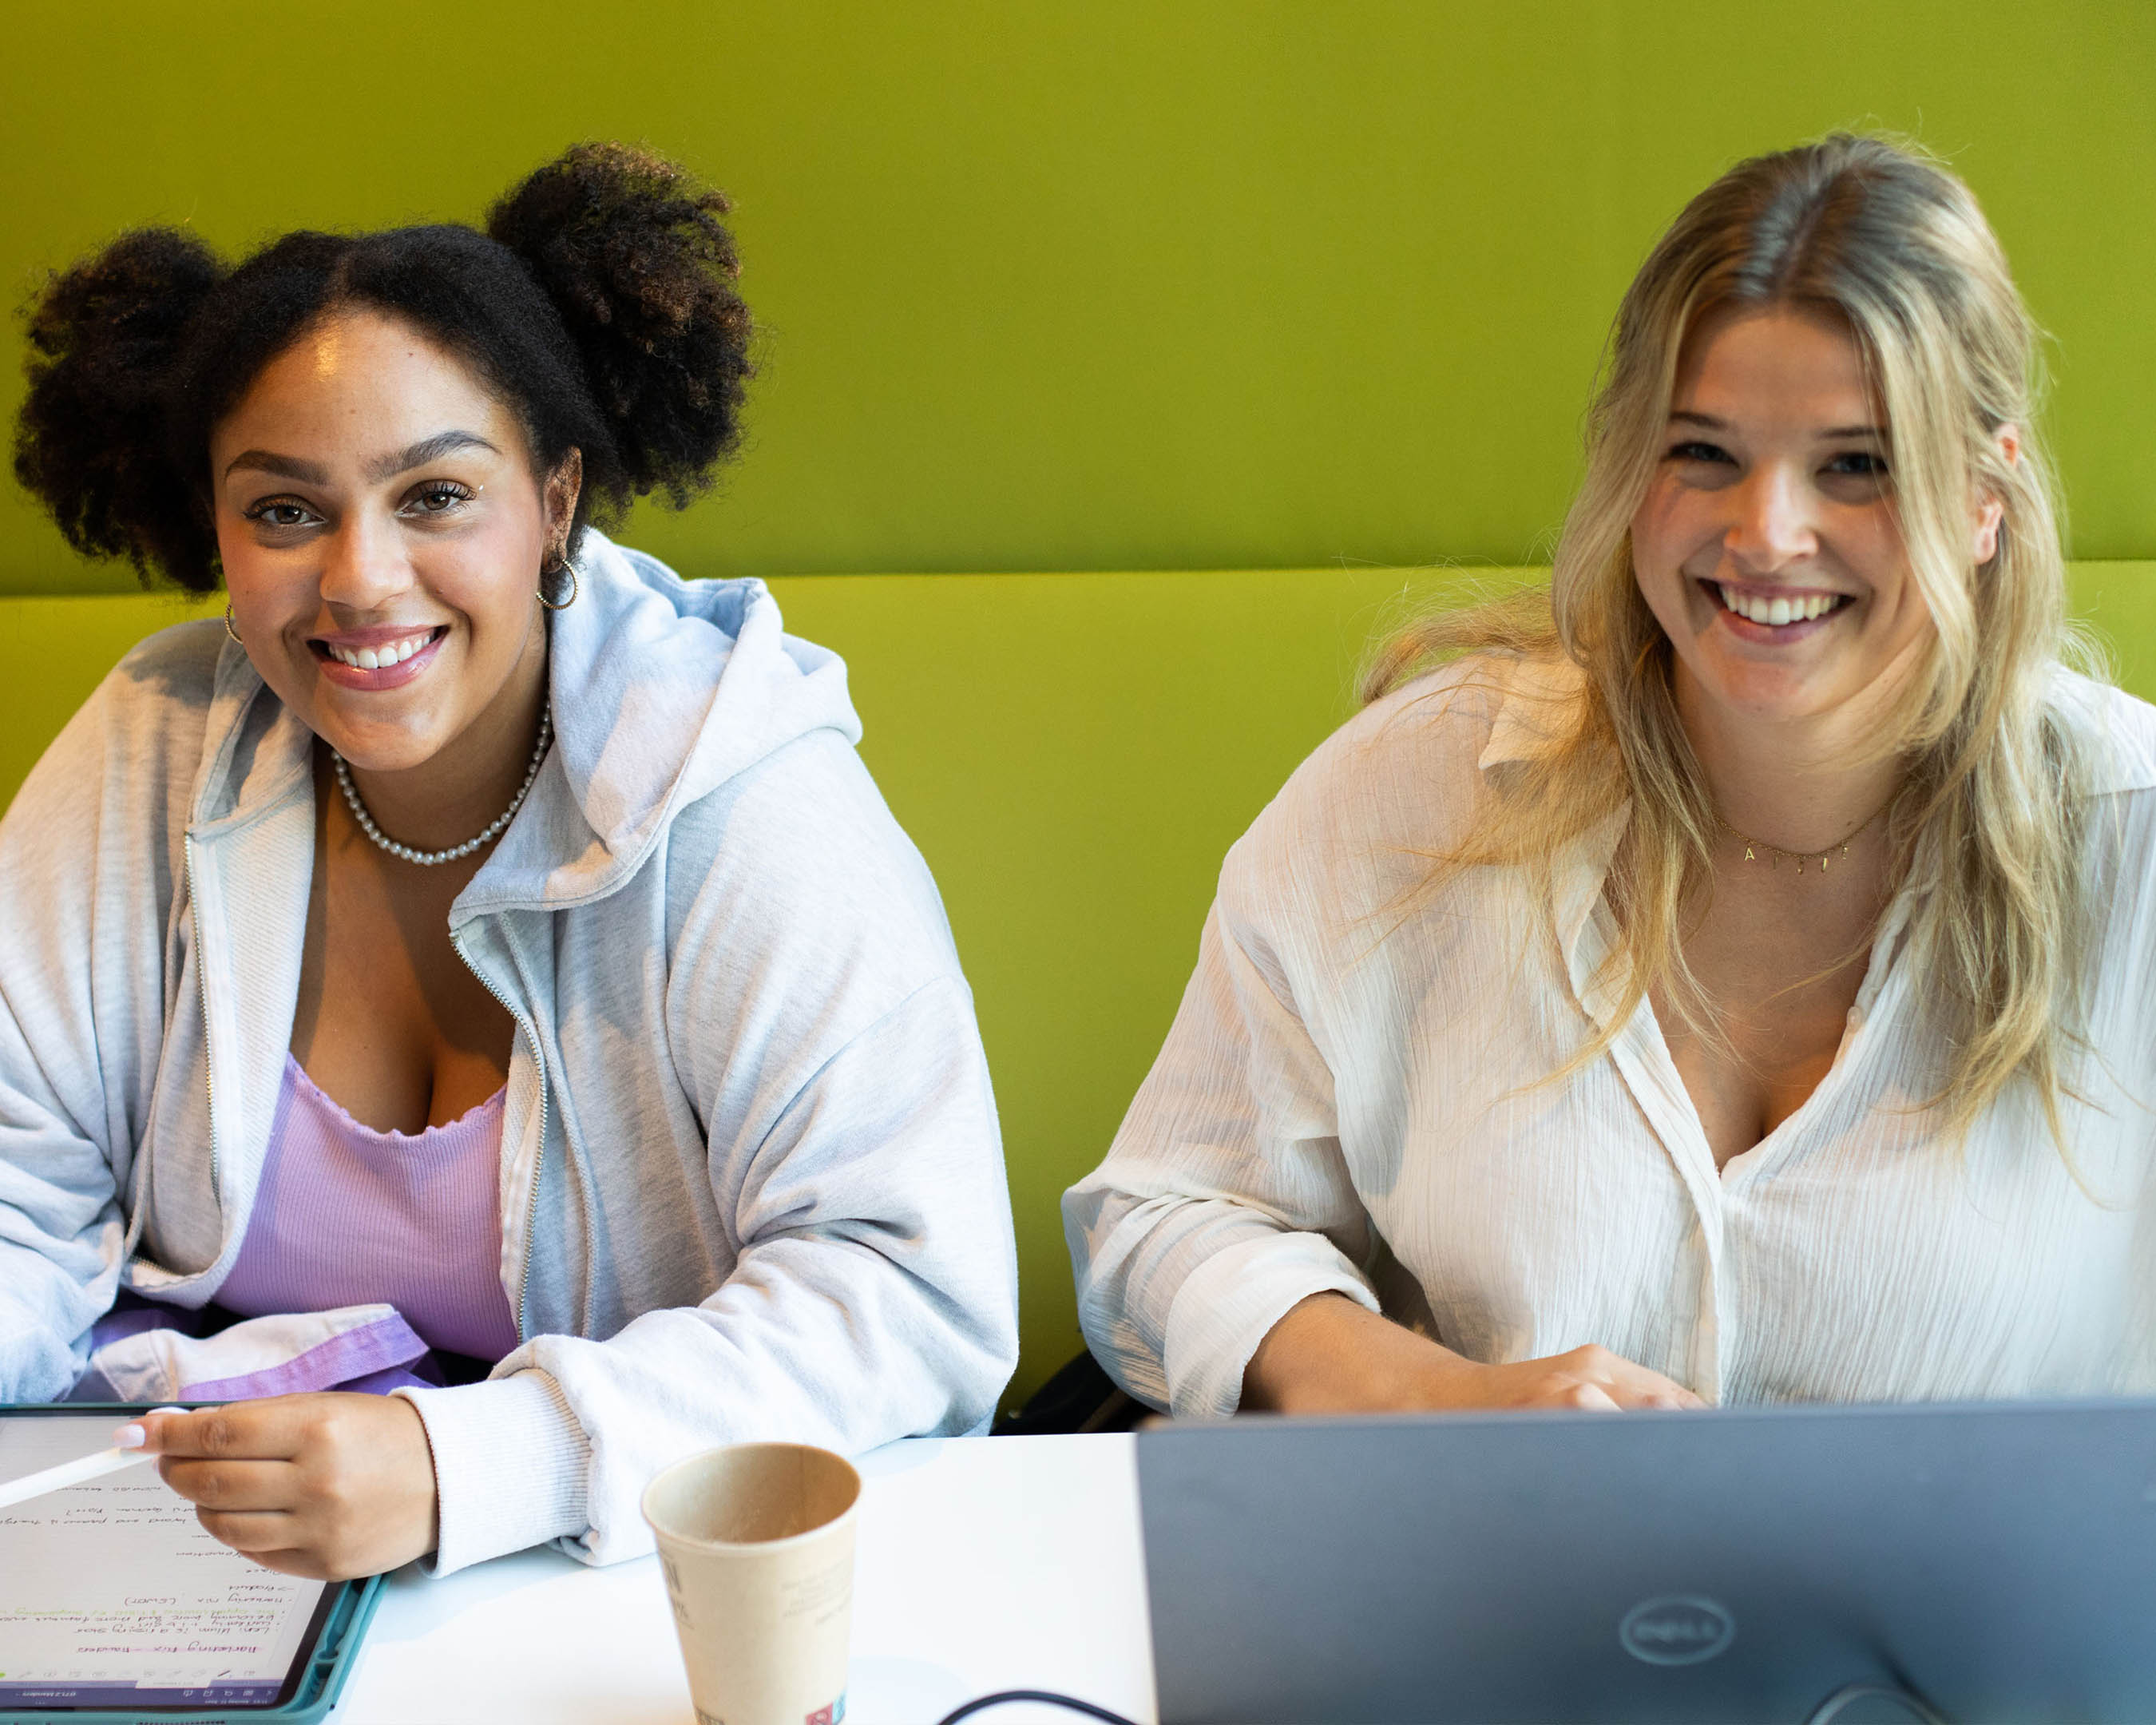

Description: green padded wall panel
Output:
[5,565,2151,1403]
[4,0,2154,596]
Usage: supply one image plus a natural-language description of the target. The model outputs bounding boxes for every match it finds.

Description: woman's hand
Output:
[1242,1292,1704,1415]
[123,1393,439,1580]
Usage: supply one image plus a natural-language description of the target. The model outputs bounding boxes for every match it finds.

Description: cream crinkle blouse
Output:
[1064,657,2156,1419]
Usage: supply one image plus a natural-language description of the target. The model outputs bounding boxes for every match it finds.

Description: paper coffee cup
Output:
[643,1442,862,1725]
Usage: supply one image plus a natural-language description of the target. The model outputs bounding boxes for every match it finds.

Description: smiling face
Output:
[1630,305,1998,749]
[212,309,576,778]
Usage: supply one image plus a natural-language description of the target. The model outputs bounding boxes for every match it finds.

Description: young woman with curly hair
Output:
[3,144,1017,1578]
[1068,135,2156,1421]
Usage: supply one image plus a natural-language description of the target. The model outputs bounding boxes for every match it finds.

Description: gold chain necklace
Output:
[1717,802,1886,876]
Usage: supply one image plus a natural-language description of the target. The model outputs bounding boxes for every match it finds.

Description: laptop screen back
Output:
[1135,1400,2156,1724]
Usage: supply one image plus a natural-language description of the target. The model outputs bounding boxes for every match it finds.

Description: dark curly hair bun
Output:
[10,145,752,593]
[489,143,753,511]
[14,228,227,585]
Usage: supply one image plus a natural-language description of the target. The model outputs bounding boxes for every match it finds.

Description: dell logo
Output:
[1619,1596,1737,1666]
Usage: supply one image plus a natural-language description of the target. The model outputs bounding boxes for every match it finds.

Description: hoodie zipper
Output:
[453,927,549,1342]
[182,834,221,1204]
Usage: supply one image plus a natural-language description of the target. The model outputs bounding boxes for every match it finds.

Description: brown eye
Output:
[244,498,318,529]
[405,482,474,517]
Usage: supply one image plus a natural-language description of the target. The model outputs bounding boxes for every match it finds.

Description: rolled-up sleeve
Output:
[1064,893,1377,1418]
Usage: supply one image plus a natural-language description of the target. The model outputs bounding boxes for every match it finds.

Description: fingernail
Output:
[113,1424,147,1449]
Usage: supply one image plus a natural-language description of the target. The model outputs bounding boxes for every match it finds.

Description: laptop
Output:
[1135,1398,2156,1723]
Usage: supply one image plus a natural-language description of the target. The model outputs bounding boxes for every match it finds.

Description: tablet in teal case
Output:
[0,1405,386,1725]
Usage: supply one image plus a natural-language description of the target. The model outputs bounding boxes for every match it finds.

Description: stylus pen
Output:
[0,1444,159,1509]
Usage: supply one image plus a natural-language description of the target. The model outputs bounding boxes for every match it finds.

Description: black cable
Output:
[934,1690,1143,1725]
[937,1673,1946,1724]
[937,1675,1948,1725]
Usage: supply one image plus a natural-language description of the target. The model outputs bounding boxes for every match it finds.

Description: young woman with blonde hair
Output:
[1066,133,2156,1418]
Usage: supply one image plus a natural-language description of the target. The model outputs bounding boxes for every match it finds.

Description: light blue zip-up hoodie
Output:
[0,532,1020,1572]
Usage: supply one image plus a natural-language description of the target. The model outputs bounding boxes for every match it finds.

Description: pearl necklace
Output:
[332,711,552,866]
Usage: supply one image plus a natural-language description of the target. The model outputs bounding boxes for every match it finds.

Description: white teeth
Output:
[327,632,430,670]
[1720,589,1841,627]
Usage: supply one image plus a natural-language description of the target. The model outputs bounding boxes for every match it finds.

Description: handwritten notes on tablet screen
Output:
[0,1414,327,1710]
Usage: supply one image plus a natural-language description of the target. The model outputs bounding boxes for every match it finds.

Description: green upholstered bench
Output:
[4,562,2153,1409]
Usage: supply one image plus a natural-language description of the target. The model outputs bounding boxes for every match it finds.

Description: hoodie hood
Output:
[455,533,861,917]
[185,530,861,919]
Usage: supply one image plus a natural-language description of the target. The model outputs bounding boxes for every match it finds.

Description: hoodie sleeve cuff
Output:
[1162,1231,1381,1421]
[395,1369,592,1576]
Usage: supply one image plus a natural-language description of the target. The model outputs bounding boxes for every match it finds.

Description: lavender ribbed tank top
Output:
[216,1054,522,1363]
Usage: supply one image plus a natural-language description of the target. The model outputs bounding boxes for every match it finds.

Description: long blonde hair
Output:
[1366,133,2091,1143]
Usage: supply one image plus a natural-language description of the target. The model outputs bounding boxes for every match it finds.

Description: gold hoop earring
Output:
[537,559,578,612]
[223,603,244,646]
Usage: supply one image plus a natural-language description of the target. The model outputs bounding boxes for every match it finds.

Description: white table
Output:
[336,1434,1158,1725]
